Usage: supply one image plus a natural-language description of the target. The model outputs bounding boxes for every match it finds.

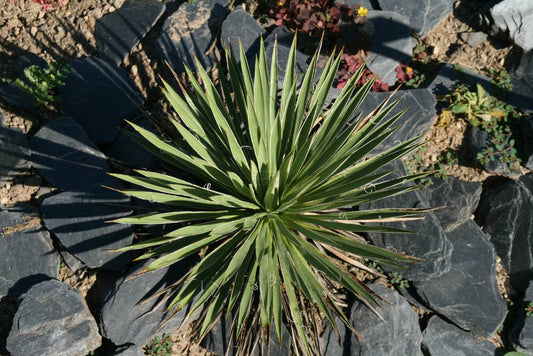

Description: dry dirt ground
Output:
[0,0,522,354]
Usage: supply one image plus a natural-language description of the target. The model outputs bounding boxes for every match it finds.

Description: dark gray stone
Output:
[0,209,59,296]
[416,220,507,336]
[30,117,114,191]
[99,259,197,347]
[59,57,143,144]
[425,63,493,97]
[105,118,158,169]
[509,74,533,114]
[470,126,519,177]
[0,114,31,185]
[459,31,488,47]
[477,174,533,292]
[321,284,423,356]
[490,0,533,52]
[422,176,482,232]
[511,281,533,352]
[518,116,533,170]
[6,280,101,356]
[377,0,454,36]
[96,0,165,65]
[157,0,229,72]
[40,187,134,271]
[220,8,265,62]
[355,89,436,155]
[363,11,412,85]
[512,50,533,78]
[113,344,143,356]
[335,0,375,10]
[422,316,498,356]
[203,316,290,356]
[363,178,453,281]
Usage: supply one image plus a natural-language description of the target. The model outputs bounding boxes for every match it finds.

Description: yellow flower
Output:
[405,66,413,74]
[357,6,368,17]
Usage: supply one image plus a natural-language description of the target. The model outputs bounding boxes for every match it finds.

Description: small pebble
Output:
[30,26,37,36]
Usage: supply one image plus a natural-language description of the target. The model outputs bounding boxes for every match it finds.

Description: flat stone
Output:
[99,259,197,347]
[511,281,533,352]
[113,344,143,356]
[220,8,265,62]
[321,284,423,356]
[422,176,482,232]
[0,209,59,296]
[157,0,229,72]
[509,74,533,114]
[459,31,488,47]
[378,0,454,36]
[363,11,412,86]
[96,0,165,65]
[518,116,533,170]
[416,220,507,336]
[425,63,492,97]
[354,89,436,155]
[30,117,114,191]
[0,114,31,186]
[104,118,158,169]
[59,57,143,144]
[477,174,533,292]
[422,316,498,356]
[512,50,533,77]
[40,186,134,271]
[6,280,101,356]
[490,0,533,51]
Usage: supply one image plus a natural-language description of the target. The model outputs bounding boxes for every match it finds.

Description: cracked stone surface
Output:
[422,316,498,356]
[490,0,533,52]
[30,117,115,191]
[321,284,423,356]
[96,0,166,65]
[416,220,507,337]
[422,176,482,232]
[6,279,101,356]
[377,0,454,36]
[0,208,59,296]
[477,173,533,292]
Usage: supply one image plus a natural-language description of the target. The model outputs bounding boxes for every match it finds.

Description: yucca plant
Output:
[110,37,428,355]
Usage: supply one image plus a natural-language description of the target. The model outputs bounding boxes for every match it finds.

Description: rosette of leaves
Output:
[110,37,427,355]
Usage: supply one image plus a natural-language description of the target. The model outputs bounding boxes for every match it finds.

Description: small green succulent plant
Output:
[144,333,173,356]
[111,37,427,354]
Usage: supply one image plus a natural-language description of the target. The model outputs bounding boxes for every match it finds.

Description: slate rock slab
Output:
[6,279,101,356]
[422,316,498,356]
[321,284,423,356]
[416,220,507,336]
[99,259,197,347]
[509,74,533,114]
[425,63,493,97]
[511,281,533,352]
[96,0,165,65]
[490,0,533,52]
[363,11,412,86]
[362,162,452,281]
[113,344,143,356]
[518,116,533,170]
[0,113,31,185]
[470,126,519,177]
[157,0,229,72]
[220,8,265,61]
[422,176,482,232]
[512,49,533,78]
[30,117,115,191]
[477,174,533,292]
[104,118,158,169]
[378,0,454,36]
[41,187,134,271]
[59,57,143,144]
[0,209,59,296]
[354,89,436,155]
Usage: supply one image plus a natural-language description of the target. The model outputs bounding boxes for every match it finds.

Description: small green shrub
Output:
[112,38,428,355]
[389,272,409,289]
[526,301,533,317]
[13,62,69,106]
[403,146,457,186]
[144,333,173,356]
